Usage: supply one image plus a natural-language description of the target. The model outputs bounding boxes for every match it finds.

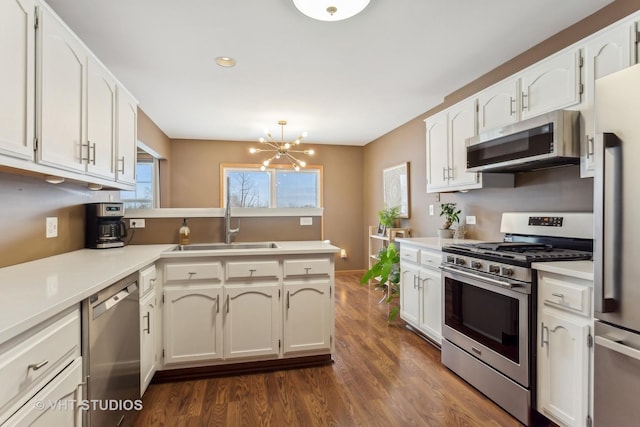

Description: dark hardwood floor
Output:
[134,273,522,426]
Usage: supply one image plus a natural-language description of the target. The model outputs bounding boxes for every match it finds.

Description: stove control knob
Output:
[446,255,455,263]
[501,267,514,277]
[489,265,500,274]
[471,261,482,269]
[454,257,466,266]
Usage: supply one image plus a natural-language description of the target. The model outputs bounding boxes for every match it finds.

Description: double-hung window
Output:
[222,164,322,208]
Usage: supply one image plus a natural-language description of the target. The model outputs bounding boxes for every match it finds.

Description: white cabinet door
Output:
[538,310,590,427]
[4,358,82,427]
[116,87,137,185]
[36,4,86,173]
[400,262,420,328]
[520,49,582,120]
[580,24,632,177]
[85,55,116,179]
[283,281,332,354]
[447,98,479,189]
[418,267,442,344]
[224,283,280,359]
[425,110,449,192]
[163,285,223,365]
[139,291,156,396]
[0,0,34,160]
[477,77,520,132]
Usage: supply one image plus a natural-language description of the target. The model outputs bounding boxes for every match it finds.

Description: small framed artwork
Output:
[383,162,410,219]
[377,223,386,236]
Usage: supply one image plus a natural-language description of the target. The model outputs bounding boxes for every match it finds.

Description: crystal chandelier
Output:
[250,120,315,171]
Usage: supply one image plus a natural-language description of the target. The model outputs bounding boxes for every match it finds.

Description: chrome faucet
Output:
[224,177,240,244]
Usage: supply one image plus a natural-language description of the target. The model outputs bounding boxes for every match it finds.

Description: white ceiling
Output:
[45,0,614,146]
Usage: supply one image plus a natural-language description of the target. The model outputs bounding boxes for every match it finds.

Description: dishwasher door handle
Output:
[93,283,138,319]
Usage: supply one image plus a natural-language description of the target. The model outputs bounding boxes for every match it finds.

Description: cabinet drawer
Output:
[400,247,419,264]
[420,250,441,270]
[164,262,222,282]
[540,273,590,316]
[284,258,331,277]
[0,309,80,419]
[226,260,280,279]
[139,264,157,295]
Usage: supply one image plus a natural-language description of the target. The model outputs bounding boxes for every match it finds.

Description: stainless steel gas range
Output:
[440,212,593,426]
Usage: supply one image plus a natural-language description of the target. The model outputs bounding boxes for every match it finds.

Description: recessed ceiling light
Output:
[215,57,236,67]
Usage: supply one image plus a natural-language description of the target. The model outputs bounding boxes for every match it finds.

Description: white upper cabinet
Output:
[425,110,448,191]
[520,48,582,120]
[477,77,520,133]
[447,98,480,188]
[580,22,633,177]
[86,55,116,180]
[35,2,86,173]
[116,87,137,185]
[0,0,35,160]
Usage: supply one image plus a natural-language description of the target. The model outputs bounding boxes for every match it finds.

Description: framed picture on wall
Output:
[377,223,386,236]
[383,162,410,219]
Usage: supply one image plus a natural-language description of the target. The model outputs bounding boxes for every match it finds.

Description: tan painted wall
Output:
[137,108,172,207]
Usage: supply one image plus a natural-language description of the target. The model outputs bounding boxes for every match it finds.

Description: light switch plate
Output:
[429,205,434,216]
[466,215,477,225]
[46,217,58,238]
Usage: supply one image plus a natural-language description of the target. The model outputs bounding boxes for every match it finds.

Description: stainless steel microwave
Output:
[466,110,580,173]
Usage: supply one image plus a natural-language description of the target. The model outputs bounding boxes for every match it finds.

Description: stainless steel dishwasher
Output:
[82,272,140,427]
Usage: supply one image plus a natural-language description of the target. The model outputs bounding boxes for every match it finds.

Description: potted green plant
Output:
[377,205,401,234]
[438,203,461,238]
[360,243,401,323]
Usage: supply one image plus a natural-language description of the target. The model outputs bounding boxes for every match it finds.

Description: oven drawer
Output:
[539,272,590,317]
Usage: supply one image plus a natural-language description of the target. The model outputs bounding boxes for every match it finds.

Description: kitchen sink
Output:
[172,242,279,251]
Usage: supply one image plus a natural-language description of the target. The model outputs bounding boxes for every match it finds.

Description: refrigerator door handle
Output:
[596,132,622,313]
[595,335,640,361]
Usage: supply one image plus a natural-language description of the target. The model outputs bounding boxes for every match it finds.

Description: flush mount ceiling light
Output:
[292,0,370,21]
[249,120,314,171]
[215,56,236,67]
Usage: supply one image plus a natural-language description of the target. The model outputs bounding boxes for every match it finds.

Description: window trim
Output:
[220,163,323,209]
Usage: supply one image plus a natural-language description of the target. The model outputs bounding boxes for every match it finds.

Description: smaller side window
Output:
[121,157,157,208]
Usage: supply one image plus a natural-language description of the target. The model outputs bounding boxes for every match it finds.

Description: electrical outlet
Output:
[429,205,434,216]
[46,217,58,238]
[466,215,477,225]
[129,219,146,228]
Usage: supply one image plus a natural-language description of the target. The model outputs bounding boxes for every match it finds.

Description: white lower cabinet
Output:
[400,244,442,345]
[225,283,280,359]
[160,254,334,368]
[163,284,223,365]
[536,270,593,427]
[3,357,83,427]
[283,280,332,354]
[139,290,156,395]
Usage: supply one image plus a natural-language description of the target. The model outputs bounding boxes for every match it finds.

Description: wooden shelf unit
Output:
[367,226,410,286]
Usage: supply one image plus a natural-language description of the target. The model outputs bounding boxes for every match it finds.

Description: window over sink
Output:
[221,164,322,208]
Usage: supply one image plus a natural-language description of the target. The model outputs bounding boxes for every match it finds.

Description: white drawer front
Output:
[164,262,222,282]
[400,247,419,264]
[226,260,280,279]
[139,264,157,295]
[540,274,590,316]
[0,309,80,419]
[419,250,441,269]
[284,258,331,277]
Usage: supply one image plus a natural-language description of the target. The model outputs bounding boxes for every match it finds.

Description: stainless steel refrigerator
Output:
[594,62,640,426]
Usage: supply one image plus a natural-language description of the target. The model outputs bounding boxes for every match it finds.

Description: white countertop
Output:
[0,241,339,345]
[532,260,594,281]
[395,237,484,251]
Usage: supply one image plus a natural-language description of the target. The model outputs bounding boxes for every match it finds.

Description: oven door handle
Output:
[441,265,524,289]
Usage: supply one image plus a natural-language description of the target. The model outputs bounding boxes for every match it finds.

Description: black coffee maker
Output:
[85,202,127,248]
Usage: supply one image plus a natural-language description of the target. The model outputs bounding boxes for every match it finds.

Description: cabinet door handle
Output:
[117,156,125,174]
[442,167,447,181]
[82,142,91,163]
[226,295,230,313]
[509,96,516,116]
[286,291,290,309]
[216,294,220,314]
[28,360,49,371]
[448,167,453,181]
[143,312,150,333]
[521,92,528,111]
[90,142,96,165]
[551,292,564,300]
[540,322,549,348]
[586,136,594,159]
